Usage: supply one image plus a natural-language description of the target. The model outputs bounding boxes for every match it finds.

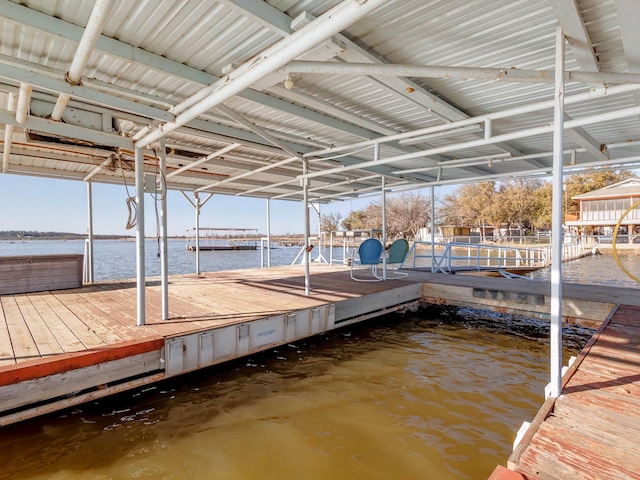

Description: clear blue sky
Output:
[0,174,380,236]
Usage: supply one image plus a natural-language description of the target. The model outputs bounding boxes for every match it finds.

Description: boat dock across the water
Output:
[185,227,259,251]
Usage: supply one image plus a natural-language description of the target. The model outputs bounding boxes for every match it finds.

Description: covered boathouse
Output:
[1,1,640,478]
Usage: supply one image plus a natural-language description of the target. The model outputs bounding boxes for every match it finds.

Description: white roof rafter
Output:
[550,0,600,72]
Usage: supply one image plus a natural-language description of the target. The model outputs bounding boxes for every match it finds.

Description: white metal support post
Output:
[194,192,201,275]
[159,138,169,320]
[315,203,323,262]
[550,26,565,398]
[303,159,310,296]
[380,155,387,280]
[134,147,146,327]
[309,203,327,263]
[330,231,334,266]
[180,191,213,275]
[266,198,272,268]
[85,181,94,284]
[431,186,436,272]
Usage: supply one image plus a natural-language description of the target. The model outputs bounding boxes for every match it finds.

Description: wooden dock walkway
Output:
[489,302,640,480]
[0,265,418,366]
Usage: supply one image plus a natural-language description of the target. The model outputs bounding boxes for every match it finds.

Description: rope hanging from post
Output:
[150,149,167,256]
[113,153,138,230]
[125,196,137,230]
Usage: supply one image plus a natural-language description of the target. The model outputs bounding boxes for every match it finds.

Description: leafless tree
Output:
[343,191,431,239]
[439,182,497,238]
[320,212,342,233]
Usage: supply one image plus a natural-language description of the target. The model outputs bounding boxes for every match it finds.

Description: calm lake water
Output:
[526,249,640,288]
[0,241,637,479]
[0,239,329,281]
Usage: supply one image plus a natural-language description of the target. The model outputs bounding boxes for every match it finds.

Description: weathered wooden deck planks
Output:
[0,265,405,366]
[0,265,404,424]
[504,304,640,480]
[0,298,15,367]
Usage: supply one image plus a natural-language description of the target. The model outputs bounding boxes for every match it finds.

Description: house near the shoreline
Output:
[566,179,640,242]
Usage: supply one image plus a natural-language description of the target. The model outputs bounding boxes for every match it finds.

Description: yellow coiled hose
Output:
[612,199,640,283]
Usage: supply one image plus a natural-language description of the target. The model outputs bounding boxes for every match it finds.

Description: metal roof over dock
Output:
[1,0,640,201]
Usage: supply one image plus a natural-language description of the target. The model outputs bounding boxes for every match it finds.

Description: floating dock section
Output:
[0,265,423,425]
[185,244,257,251]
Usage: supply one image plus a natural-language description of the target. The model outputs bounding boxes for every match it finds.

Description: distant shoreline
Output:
[0,230,309,241]
[0,236,185,241]
[0,233,307,242]
[1,235,134,241]
[0,231,132,241]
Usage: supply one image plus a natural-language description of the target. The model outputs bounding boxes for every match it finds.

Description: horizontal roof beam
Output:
[0,108,132,149]
[281,61,640,85]
[300,103,640,180]
[563,113,610,161]
[134,0,388,148]
[0,58,175,122]
[305,83,640,158]
[0,56,351,157]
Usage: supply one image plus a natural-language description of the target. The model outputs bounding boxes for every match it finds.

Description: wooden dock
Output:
[1,264,640,480]
[0,264,423,425]
[490,302,640,480]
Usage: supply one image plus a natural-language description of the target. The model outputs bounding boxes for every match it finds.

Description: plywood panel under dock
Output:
[0,254,83,295]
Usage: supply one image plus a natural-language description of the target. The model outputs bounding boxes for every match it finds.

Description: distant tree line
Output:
[322,170,634,239]
[0,231,131,240]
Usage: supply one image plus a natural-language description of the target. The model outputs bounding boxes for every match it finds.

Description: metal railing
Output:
[402,239,587,274]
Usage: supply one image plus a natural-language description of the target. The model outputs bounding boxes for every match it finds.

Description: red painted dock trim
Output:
[0,337,164,387]
[488,465,527,480]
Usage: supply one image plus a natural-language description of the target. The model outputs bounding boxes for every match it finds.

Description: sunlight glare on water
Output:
[0,311,584,480]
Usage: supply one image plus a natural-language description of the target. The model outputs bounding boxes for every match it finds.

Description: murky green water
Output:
[0,308,587,480]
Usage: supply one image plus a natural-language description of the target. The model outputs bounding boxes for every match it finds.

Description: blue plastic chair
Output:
[350,238,384,281]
